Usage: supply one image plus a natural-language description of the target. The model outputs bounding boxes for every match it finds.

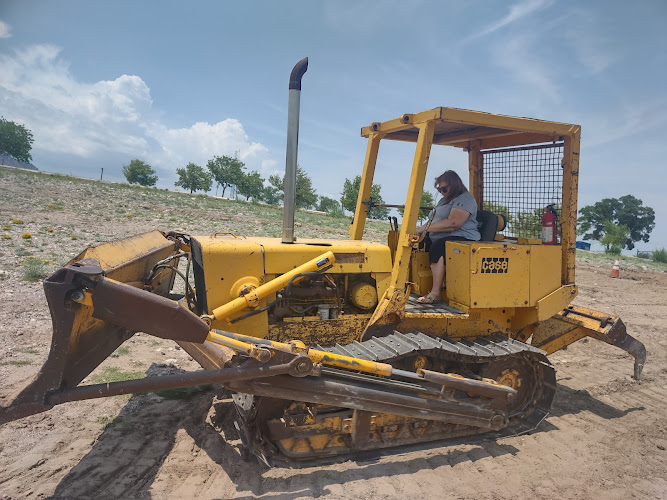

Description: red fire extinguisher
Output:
[542,205,558,245]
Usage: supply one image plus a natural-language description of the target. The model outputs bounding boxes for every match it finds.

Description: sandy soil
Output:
[1,170,666,499]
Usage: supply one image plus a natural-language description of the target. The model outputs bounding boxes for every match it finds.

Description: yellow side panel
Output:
[260,238,392,274]
[192,236,393,340]
[445,243,472,306]
[409,251,433,296]
[537,285,577,321]
[529,245,562,304]
[372,272,392,303]
[197,238,264,307]
[447,242,531,308]
[195,236,267,337]
[470,244,529,308]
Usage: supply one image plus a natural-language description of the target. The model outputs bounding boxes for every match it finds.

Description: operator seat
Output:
[477,210,505,242]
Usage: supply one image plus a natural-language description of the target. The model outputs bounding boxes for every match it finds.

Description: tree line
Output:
[122,156,427,219]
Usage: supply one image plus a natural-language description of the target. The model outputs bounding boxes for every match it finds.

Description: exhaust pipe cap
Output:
[289,58,309,90]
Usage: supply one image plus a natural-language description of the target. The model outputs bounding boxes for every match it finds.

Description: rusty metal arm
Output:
[47,354,313,405]
[229,369,509,430]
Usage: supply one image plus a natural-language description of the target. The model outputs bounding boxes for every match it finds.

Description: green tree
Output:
[267,166,318,209]
[600,221,629,254]
[0,117,34,163]
[340,175,389,220]
[122,159,158,186]
[498,205,561,239]
[398,190,435,222]
[512,208,545,239]
[174,162,212,194]
[481,201,511,224]
[206,155,245,198]
[237,171,264,201]
[578,195,655,250]
[261,184,282,205]
[317,196,342,215]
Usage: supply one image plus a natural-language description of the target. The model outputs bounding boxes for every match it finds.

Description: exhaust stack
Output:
[282,57,308,244]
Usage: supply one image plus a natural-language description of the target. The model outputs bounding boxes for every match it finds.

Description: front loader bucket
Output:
[0,231,207,424]
[530,304,646,380]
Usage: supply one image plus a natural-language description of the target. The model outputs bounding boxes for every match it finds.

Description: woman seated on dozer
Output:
[415,170,480,304]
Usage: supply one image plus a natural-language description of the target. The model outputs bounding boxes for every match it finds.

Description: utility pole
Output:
[100,168,103,181]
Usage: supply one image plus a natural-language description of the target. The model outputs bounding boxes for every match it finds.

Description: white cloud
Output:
[0,43,271,183]
[463,0,554,43]
[0,20,11,38]
[261,159,279,176]
[144,120,268,171]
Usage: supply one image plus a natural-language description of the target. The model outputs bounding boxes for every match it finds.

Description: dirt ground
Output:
[1,171,666,499]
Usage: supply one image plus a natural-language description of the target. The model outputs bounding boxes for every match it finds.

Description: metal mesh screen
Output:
[482,143,563,239]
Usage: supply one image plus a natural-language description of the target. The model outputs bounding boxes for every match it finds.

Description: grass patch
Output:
[154,385,213,400]
[577,249,667,272]
[23,257,48,281]
[47,202,64,211]
[96,415,123,431]
[110,346,130,357]
[15,247,32,256]
[653,248,667,264]
[15,348,39,354]
[0,359,32,366]
[89,366,144,384]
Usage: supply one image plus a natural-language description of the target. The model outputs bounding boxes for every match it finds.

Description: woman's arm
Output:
[426,208,470,233]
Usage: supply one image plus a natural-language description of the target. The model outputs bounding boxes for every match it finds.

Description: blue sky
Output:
[1,0,665,251]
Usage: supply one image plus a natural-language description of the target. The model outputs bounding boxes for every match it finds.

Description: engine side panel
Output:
[191,236,393,341]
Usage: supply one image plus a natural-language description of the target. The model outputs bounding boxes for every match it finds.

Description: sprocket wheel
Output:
[480,355,537,416]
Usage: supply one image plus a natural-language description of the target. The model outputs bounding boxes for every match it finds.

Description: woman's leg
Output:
[428,256,445,300]
[418,239,446,303]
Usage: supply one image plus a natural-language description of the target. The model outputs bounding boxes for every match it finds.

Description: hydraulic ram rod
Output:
[208,330,395,377]
[204,251,335,324]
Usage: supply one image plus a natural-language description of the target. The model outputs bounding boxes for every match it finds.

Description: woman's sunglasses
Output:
[437,186,448,194]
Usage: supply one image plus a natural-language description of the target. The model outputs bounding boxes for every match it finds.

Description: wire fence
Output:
[482,143,564,239]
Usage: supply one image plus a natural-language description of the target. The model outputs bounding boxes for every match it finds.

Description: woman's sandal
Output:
[416,295,439,304]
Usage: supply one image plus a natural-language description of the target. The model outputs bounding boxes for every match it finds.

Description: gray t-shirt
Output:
[429,191,481,242]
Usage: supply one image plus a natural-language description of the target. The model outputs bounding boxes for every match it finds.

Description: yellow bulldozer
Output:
[1,59,646,465]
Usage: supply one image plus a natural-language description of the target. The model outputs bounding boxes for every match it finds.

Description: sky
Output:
[1,0,666,251]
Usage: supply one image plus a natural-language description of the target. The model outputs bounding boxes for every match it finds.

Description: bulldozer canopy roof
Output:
[360,107,580,150]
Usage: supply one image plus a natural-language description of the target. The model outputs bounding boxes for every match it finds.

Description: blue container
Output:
[575,241,591,251]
